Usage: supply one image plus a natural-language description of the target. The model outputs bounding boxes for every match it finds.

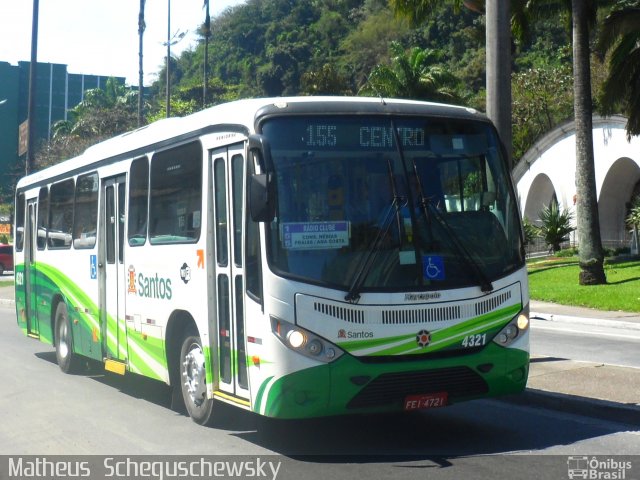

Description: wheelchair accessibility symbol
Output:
[422,255,445,281]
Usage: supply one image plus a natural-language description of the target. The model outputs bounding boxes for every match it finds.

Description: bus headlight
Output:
[493,304,529,347]
[271,316,344,363]
[286,329,306,349]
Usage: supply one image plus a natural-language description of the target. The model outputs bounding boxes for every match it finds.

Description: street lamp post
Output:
[26,0,40,175]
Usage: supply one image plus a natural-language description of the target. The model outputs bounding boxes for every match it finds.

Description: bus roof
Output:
[16,96,486,191]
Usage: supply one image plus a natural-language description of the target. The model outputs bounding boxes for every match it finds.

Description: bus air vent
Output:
[313,301,365,324]
[381,305,461,324]
[474,290,511,316]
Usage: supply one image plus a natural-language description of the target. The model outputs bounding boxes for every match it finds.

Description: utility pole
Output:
[26,0,40,175]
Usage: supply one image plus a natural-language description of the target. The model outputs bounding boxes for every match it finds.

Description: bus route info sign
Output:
[282,221,350,250]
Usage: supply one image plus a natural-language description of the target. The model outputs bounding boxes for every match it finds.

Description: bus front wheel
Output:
[54,302,81,373]
[179,328,215,426]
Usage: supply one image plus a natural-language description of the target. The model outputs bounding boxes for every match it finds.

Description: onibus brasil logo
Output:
[567,456,632,479]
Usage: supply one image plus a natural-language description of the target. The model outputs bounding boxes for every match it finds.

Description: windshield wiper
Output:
[393,122,493,294]
[345,148,405,303]
[344,195,404,303]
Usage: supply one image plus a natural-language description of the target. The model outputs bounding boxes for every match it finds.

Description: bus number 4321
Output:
[461,333,486,348]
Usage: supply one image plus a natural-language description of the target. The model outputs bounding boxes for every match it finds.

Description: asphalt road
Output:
[0,304,639,480]
[530,316,640,368]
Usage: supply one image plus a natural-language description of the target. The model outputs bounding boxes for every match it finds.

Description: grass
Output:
[0,279,12,288]
[528,256,640,312]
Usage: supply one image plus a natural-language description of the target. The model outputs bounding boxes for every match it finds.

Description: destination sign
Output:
[303,124,426,149]
[261,116,489,154]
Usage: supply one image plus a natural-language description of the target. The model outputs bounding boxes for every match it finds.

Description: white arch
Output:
[598,158,640,245]
[514,116,640,248]
[523,173,557,224]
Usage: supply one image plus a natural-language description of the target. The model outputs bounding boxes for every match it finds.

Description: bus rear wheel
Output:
[179,328,215,426]
[54,302,81,373]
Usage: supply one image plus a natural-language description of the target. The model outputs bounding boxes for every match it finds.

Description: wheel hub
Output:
[182,344,207,407]
[58,320,69,359]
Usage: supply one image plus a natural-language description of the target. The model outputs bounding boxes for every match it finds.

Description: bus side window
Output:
[37,188,49,250]
[149,142,202,244]
[49,179,75,249]
[73,172,99,249]
[15,193,25,252]
[128,157,149,246]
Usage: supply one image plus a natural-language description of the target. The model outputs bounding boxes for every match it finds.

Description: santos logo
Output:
[338,329,374,339]
[137,271,173,300]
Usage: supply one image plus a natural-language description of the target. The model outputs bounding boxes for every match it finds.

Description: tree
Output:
[511,62,574,160]
[538,203,575,253]
[359,42,464,102]
[301,64,353,95]
[571,0,607,284]
[597,1,640,139]
[519,0,608,283]
[35,80,140,169]
[339,6,411,88]
[389,0,513,164]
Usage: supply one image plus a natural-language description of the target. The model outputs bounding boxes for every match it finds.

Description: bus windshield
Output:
[261,115,524,293]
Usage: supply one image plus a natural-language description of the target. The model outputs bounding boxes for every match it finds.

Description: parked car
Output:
[0,244,13,274]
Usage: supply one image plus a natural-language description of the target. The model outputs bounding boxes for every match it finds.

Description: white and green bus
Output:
[14,97,529,425]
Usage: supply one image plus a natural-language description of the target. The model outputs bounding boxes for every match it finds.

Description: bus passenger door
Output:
[24,199,39,337]
[100,176,128,363]
[211,144,250,403]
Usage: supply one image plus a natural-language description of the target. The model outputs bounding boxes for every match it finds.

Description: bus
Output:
[14,97,529,425]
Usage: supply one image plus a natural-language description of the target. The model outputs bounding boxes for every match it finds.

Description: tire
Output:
[54,302,81,373]
[179,327,215,426]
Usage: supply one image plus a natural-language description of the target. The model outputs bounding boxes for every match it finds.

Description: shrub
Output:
[538,203,574,253]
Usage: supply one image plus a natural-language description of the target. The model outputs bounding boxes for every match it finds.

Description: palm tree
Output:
[390,0,607,284]
[626,196,640,254]
[571,0,606,284]
[597,1,640,139]
[360,42,464,103]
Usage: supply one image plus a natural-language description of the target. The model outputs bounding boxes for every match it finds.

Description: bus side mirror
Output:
[249,173,276,222]
[248,134,276,223]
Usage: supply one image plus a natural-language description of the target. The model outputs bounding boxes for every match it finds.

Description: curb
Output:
[500,388,640,426]
[531,311,640,331]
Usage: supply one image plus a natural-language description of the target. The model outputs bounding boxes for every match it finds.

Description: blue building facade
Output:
[0,60,125,198]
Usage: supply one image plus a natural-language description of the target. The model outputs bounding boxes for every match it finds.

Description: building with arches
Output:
[513,115,640,250]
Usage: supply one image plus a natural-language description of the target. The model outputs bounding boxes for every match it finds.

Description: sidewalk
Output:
[516,300,640,425]
[0,282,638,424]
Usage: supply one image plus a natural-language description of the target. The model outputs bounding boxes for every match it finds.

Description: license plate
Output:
[404,392,448,411]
